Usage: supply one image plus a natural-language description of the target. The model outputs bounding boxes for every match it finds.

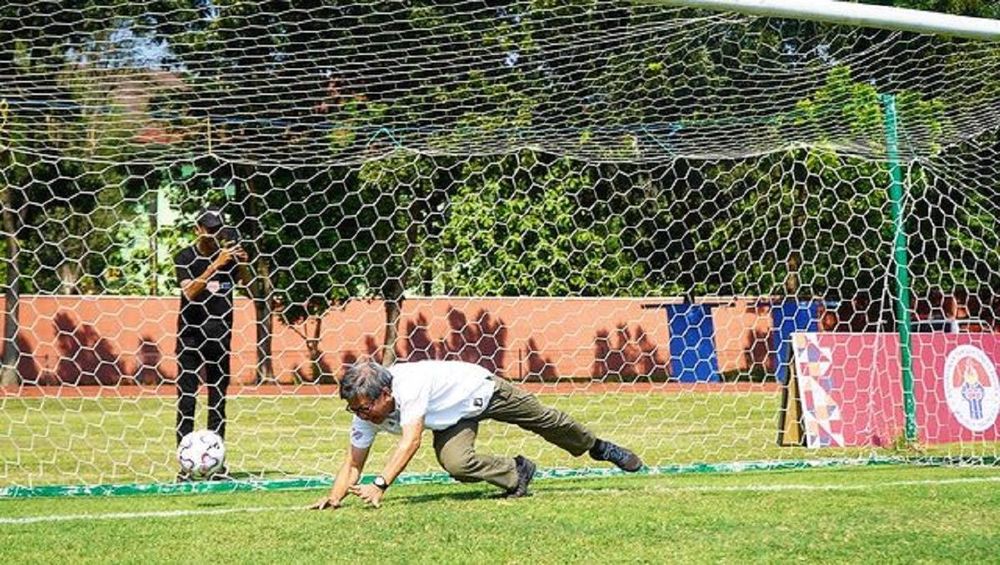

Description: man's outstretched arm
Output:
[349,419,424,507]
[310,444,370,510]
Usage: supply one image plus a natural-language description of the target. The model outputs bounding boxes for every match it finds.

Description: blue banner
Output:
[771,300,819,383]
[666,304,721,382]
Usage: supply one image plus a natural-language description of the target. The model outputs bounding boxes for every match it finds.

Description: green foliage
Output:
[436,153,650,297]
[0,119,148,293]
[0,0,996,308]
[352,151,445,301]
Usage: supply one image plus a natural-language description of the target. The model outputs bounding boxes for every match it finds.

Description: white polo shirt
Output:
[348,360,496,449]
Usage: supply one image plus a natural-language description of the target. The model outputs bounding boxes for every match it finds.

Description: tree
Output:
[436,152,651,297]
[1,0,996,389]
[0,0,200,383]
[351,152,448,365]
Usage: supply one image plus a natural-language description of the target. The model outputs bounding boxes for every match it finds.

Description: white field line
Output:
[0,504,304,526]
[3,475,1000,525]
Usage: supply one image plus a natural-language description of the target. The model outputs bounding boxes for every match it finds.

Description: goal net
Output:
[1,1,998,490]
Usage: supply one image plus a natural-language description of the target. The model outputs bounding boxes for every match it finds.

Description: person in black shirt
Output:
[174,208,250,479]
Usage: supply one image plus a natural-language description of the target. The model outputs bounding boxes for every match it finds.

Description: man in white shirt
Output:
[311,360,642,509]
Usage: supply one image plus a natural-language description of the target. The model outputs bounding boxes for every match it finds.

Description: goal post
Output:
[650,0,1000,40]
[881,93,916,443]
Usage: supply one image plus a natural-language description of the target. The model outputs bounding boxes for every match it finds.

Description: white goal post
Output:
[651,0,1000,40]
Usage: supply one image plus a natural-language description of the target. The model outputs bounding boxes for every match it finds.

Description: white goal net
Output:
[1,1,998,490]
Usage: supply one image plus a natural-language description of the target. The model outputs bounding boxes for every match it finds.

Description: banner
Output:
[790,333,1000,448]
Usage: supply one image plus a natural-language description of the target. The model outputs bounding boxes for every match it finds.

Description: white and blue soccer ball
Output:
[177,430,226,477]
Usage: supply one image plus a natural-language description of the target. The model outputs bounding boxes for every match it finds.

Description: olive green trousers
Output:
[432,378,597,490]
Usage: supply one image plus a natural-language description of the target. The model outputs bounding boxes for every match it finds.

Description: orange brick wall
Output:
[2,296,775,385]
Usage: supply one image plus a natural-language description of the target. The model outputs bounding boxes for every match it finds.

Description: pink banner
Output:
[791,333,1000,448]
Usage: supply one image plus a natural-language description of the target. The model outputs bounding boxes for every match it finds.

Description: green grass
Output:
[2,391,996,487]
[3,391,1000,562]
[2,466,999,563]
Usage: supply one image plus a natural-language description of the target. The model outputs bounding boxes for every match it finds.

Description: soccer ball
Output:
[177,430,226,477]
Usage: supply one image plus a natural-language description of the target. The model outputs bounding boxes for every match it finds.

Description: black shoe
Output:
[505,455,536,498]
[590,439,643,472]
[208,465,233,482]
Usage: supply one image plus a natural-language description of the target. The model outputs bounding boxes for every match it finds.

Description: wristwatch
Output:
[373,475,390,491]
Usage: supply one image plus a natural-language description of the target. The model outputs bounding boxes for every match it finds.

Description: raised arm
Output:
[179,247,237,301]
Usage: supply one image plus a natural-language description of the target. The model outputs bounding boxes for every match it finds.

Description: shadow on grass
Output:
[194,501,230,508]
[224,469,297,481]
[394,487,500,506]
[533,482,646,496]
[391,479,644,506]
[389,482,645,507]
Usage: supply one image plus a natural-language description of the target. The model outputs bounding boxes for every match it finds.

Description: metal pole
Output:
[649,0,1000,41]
[881,93,916,443]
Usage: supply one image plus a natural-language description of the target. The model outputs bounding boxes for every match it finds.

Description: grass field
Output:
[1,390,912,486]
[2,465,1000,563]
[3,390,1000,562]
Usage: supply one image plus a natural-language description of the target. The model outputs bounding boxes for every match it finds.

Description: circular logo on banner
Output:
[943,345,1000,433]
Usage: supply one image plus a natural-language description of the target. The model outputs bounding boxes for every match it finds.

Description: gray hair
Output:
[339,361,393,402]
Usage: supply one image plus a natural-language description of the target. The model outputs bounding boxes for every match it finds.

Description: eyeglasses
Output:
[346,399,376,415]
[345,388,389,415]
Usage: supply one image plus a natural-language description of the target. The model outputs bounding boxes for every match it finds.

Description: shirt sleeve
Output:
[174,249,195,284]
[349,415,378,449]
